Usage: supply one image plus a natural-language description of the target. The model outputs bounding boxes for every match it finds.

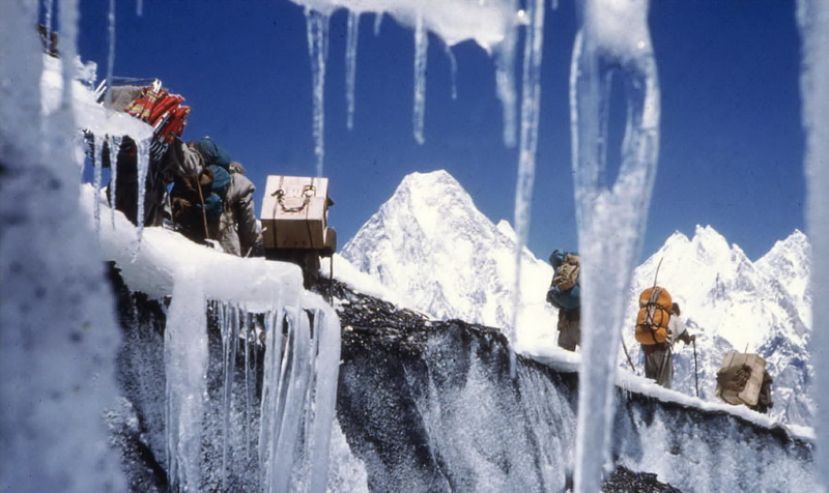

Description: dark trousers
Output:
[644,344,672,388]
[557,308,581,351]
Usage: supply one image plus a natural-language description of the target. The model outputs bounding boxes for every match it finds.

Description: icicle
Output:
[164,275,209,491]
[797,0,829,486]
[373,12,383,36]
[413,14,428,145]
[509,0,546,374]
[220,302,237,489]
[345,11,360,130]
[494,0,519,147]
[569,1,661,491]
[134,138,150,246]
[44,0,54,39]
[93,137,104,232]
[136,0,143,16]
[108,135,121,226]
[445,44,458,101]
[305,9,330,178]
[106,0,116,109]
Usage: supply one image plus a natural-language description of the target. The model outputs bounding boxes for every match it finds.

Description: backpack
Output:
[547,251,581,310]
[635,286,672,345]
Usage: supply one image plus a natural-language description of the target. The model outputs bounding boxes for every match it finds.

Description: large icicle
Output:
[413,14,429,145]
[259,305,341,493]
[345,11,360,130]
[494,0,519,147]
[164,274,209,491]
[305,9,330,177]
[510,0,546,367]
[797,0,829,487]
[1,1,126,490]
[568,0,661,491]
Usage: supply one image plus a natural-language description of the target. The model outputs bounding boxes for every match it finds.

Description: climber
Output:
[546,250,581,351]
[169,137,263,257]
[643,301,695,388]
[95,81,192,227]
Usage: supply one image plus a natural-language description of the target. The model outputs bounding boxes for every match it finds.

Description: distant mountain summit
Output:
[342,170,813,426]
[341,170,557,346]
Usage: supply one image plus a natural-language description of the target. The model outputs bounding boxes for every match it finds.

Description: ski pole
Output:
[693,338,700,397]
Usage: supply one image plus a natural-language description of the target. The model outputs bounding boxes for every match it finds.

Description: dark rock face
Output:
[108,271,816,492]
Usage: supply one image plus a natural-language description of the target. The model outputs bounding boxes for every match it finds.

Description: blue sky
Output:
[76,0,804,261]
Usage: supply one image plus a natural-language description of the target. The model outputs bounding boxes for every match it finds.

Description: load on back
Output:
[635,286,672,345]
[261,175,336,287]
[716,351,773,413]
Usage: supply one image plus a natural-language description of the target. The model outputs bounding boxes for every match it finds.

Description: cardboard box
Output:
[260,175,330,250]
[716,351,766,407]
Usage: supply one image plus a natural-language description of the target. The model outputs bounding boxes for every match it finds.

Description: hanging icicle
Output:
[445,44,458,100]
[509,0,546,373]
[373,12,383,36]
[136,0,143,16]
[134,138,150,248]
[568,0,661,491]
[345,11,360,130]
[494,0,519,147]
[93,136,104,232]
[413,14,428,145]
[108,135,121,226]
[305,9,330,178]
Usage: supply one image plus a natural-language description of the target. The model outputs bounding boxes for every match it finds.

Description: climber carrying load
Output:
[260,175,336,288]
[635,286,695,389]
[716,351,773,413]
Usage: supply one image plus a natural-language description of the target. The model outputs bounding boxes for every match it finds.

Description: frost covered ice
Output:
[568,0,661,491]
[797,0,829,486]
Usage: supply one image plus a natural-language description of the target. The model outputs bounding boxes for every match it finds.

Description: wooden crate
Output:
[260,175,331,250]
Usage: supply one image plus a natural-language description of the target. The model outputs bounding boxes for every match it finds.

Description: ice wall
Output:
[797,0,829,487]
[568,0,661,491]
[0,2,126,490]
[87,186,342,491]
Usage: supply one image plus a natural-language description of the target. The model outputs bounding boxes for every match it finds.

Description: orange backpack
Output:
[635,286,672,345]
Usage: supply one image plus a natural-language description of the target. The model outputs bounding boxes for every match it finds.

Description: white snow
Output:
[797,0,829,486]
[341,170,558,348]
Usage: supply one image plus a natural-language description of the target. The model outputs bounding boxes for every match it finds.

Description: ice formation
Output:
[345,11,360,130]
[509,0,546,370]
[306,8,330,177]
[105,0,116,108]
[413,14,428,144]
[568,0,661,491]
[797,0,829,485]
[0,2,126,490]
[85,183,342,491]
[289,0,523,171]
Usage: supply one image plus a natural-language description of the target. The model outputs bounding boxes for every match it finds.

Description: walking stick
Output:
[692,338,700,397]
[621,335,637,373]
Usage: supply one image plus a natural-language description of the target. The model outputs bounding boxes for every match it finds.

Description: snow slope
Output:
[341,169,814,426]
